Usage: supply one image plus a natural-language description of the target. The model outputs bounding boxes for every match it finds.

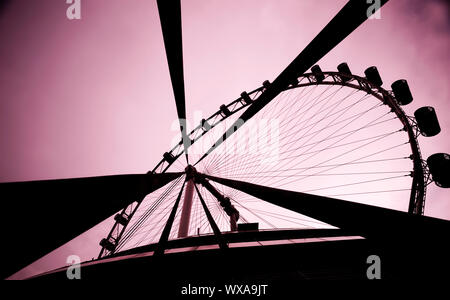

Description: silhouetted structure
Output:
[1,0,449,284]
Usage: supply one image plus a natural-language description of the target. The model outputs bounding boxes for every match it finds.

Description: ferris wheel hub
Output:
[185,165,197,180]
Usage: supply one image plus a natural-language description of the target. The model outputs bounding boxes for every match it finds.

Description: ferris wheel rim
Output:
[99,69,426,258]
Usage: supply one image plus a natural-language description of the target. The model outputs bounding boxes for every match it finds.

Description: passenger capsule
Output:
[311,65,325,82]
[240,91,252,104]
[262,80,271,90]
[337,62,352,82]
[427,153,450,188]
[220,104,231,117]
[114,213,129,226]
[201,118,211,131]
[391,79,413,105]
[163,152,176,164]
[100,238,116,252]
[364,66,383,87]
[414,106,441,137]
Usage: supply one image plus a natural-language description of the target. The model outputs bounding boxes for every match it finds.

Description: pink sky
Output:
[1,0,449,279]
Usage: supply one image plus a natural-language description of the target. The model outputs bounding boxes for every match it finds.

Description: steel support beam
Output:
[155,180,187,256]
[194,184,228,250]
[157,0,189,162]
[202,173,450,244]
[196,176,239,231]
[178,179,195,238]
[0,171,182,279]
[195,0,389,165]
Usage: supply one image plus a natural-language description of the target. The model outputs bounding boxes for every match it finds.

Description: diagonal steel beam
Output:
[194,184,228,250]
[157,0,189,163]
[0,171,182,279]
[201,173,450,244]
[154,179,186,256]
[196,176,240,231]
[195,0,389,165]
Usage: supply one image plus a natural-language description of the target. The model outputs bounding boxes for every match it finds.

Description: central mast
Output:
[178,165,196,238]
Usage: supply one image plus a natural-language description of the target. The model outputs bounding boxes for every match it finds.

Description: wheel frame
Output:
[99,70,426,258]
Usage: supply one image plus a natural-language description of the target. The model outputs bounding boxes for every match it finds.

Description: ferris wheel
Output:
[98,62,447,258]
[1,0,449,280]
[96,1,449,259]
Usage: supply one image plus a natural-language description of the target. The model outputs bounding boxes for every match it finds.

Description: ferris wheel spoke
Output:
[205,90,381,178]
[210,93,407,190]
[203,85,337,172]
[115,175,185,252]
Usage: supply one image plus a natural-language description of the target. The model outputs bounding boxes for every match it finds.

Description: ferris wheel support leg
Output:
[178,178,195,238]
[202,173,450,243]
[230,213,238,232]
[196,176,240,232]
[155,180,187,256]
[194,184,228,250]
